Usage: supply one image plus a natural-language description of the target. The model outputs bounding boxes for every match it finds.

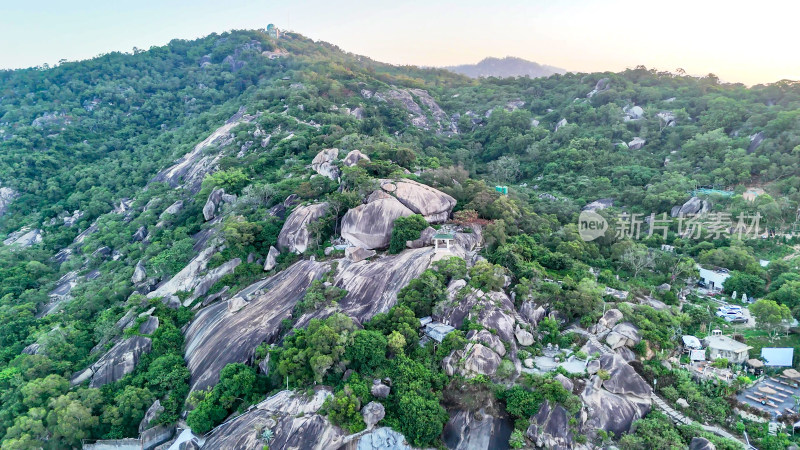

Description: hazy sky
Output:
[1,0,798,85]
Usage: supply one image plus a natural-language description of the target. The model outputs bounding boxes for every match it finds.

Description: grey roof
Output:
[682,335,702,349]
[424,322,455,343]
[703,335,751,353]
[761,348,794,367]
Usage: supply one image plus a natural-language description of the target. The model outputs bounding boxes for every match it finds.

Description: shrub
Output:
[388,214,429,254]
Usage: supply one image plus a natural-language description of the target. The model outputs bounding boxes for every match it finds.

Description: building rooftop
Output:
[682,335,702,349]
[423,322,455,343]
[703,334,751,352]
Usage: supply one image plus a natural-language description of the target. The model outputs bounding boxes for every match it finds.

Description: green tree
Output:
[388,214,429,254]
[750,299,792,341]
[723,271,766,298]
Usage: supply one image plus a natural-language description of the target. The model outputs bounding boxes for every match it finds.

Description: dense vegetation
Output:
[0,26,799,449]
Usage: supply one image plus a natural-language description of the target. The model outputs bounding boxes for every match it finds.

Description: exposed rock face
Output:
[581,198,614,211]
[202,389,345,450]
[373,88,452,133]
[443,409,512,450]
[341,192,414,249]
[311,148,340,180]
[362,401,385,430]
[555,118,568,131]
[625,105,645,120]
[132,226,148,242]
[380,179,456,223]
[748,131,765,153]
[580,354,651,438]
[519,301,546,325]
[263,245,279,271]
[326,248,433,324]
[150,107,254,193]
[514,325,534,346]
[132,260,147,284]
[436,282,517,344]
[406,226,437,249]
[3,227,43,247]
[527,400,587,450]
[71,336,152,388]
[605,322,641,349]
[162,200,184,216]
[690,437,717,450]
[346,246,376,263]
[138,316,160,335]
[467,329,506,356]
[147,246,241,305]
[0,186,18,218]
[357,427,411,450]
[202,188,236,221]
[139,400,164,433]
[587,78,611,98]
[554,373,574,392]
[183,259,327,391]
[268,194,300,219]
[592,308,623,334]
[22,343,41,355]
[343,149,370,167]
[460,343,502,377]
[628,136,646,150]
[672,197,711,217]
[658,111,677,127]
[41,271,81,316]
[277,202,330,254]
[371,380,391,399]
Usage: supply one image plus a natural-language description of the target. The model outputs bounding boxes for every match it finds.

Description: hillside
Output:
[444,56,565,78]
[0,28,799,449]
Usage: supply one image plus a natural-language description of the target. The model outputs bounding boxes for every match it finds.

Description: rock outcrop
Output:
[71,336,152,388]
[263,245,279,271]
[379,179,456,223]
[150,107,254,193]
[690,437,717,450]
[467,329,506,356]
[357,427,411,450]
[580,354,651,438]
[183,259,327,391]
[555,118,568,131]
[201,389,345,449]
[3,227,43,247]
[202,188,236,221]
[277,202,330,254]
[343,150,370,167]
[672,197,711,217]
[340,192,414,249]
[139,400,164,433]
[311,148,340,180]
[0,186,17,218]
[587,78,611,98]
[748,131,765,154]
[132,260,147,284]
[628,136,646,150]
[604,322,641,349]
[581,198,613,212]
[527,400,587,450]
[460,343,502,377]
[147,246,241,305]
[443,409,512,450]
[436,282,517,344]
[362,401,385,430]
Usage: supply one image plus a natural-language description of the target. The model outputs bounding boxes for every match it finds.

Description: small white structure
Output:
[703,331,752,364]
[698,265,731,291]
[433,233,455,253]
[661,244,675,252]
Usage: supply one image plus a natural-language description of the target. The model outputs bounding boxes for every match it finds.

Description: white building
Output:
[698,265,731,291]
[703,330,751,364]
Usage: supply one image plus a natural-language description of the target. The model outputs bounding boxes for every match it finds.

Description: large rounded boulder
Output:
[380,179,455,223]
[340,191,414,250]
[277,202,330,254]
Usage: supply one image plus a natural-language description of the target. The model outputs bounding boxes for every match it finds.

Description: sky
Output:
[1,0,798,85]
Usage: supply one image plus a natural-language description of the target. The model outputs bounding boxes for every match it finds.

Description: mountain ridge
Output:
[444,56,566,79]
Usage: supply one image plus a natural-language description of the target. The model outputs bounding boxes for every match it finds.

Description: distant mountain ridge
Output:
[444,56,565,79]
